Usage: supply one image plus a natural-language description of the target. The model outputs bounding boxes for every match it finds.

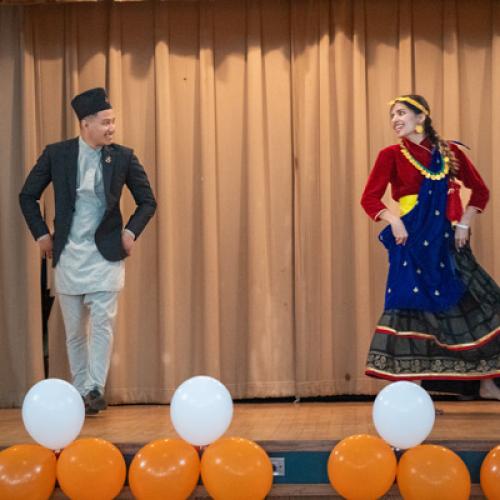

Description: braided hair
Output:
[393,94,459,177]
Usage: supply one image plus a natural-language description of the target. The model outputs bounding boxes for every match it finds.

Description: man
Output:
[19,88,157,414]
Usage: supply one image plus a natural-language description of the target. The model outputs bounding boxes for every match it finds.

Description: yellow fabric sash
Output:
[399,194,418,216]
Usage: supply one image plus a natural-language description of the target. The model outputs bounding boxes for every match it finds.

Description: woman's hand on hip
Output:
[390,219,409,245]
[455,226,470,250]
[378,210,408,245]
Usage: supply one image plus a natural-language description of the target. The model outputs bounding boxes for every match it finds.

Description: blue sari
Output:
[379,147,465,312]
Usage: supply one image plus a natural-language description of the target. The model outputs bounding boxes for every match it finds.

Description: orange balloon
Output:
[327,434,397,500]
[129,438,200,500]
[397,444,470,500]
[201,437,273,500]
[481,445,500,500]
[56,438,126,500]
[0,444,56,500]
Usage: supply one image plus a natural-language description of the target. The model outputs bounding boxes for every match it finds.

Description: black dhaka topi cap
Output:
[71,87,112,120]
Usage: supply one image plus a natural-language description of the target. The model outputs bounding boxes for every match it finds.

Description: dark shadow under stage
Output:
[1,400,498,498]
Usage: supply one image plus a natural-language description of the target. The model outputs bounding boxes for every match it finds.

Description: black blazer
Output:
[19,138,157,266]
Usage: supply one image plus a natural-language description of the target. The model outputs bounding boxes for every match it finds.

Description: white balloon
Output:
[372,381,435,449]
[22,378,85,450]
[170,376,233,446]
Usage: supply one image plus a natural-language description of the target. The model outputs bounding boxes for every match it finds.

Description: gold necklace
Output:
[400,143,449,180]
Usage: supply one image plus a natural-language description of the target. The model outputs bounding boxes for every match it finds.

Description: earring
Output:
[415,124,424,134]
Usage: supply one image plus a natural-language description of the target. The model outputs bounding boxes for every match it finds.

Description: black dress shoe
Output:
[87,388,108,411]
[82,394,99,415]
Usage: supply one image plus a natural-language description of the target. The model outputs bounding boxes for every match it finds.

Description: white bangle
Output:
[123,228,136,240]
[455,223,469,230]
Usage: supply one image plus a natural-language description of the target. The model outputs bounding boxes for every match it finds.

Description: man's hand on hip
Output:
[121,230,135,256]
[37,234,53,259]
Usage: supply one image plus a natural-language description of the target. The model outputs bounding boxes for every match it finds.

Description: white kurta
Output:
[55,137,124,295]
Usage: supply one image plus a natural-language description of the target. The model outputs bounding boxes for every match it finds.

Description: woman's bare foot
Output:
[479,379,500,401]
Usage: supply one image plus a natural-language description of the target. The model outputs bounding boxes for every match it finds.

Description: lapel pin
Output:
[105,156,112,164]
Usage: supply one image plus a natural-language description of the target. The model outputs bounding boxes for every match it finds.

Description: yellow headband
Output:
[389,96,430,116]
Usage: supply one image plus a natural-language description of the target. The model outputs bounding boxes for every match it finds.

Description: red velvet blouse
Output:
[360,137,490,221]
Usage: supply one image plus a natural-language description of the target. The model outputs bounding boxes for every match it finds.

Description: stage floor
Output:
[1,401,498,498]
[1,400,499,447]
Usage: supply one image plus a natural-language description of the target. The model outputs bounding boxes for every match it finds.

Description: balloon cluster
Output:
[0,378,498,499]
[326,381,497,500]
[0,379,127,500]
[158,376,273,500]
[128,376,273,499]
[0,376,274,500]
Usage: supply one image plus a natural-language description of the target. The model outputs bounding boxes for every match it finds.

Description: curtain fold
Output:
[1,0,498,405]
[292,0,382,396]
[0,6,45,407]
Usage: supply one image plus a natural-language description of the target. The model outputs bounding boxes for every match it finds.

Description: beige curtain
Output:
[0,5,46,407]
[1,0,499,406]
[21,0,295,403]
[292,0,378,396]
[293,0,499,396]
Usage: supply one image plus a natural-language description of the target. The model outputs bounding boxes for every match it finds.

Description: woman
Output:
[361,95,500,399]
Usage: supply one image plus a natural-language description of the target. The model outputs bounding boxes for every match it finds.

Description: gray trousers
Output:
[58,291,119,396]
